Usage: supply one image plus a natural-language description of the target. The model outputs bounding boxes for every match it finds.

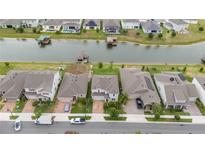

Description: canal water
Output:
[0,38,204,64]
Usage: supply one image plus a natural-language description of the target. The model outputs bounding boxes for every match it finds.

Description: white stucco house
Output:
[168,19,189,33]
[121,19,140,29]
[91,75,119,102]
[192,77,205,105]
[42,19,63,32]
[141,20,161,34]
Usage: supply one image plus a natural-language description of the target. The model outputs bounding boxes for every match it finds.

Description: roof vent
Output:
[170,77,174,82]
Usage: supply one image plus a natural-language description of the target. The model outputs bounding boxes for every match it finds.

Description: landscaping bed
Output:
[104,116,127,121]
[195,99,205,116]
[146,117,192,123]
[68,116,91,120]
[12,97,27,113]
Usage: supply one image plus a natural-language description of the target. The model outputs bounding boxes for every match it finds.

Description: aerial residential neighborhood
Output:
[1,18,205,134]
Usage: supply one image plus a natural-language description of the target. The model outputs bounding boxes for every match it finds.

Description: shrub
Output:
[148,33,154,39]
[98,62,103,69]
[83,29,86,33]
[199,67,204,72]
[32,27,37,33]
[183,66,187,72]
[199,27,204,31]
[158,33,163,39]
[96,28,99,33]
[141,65,145,71]
[121,64,125,68]
[32,101,39,107]
[56,31,60,34]
[154,113,160,119]
[16,27,24,33]
[171,31,176,37]
[4,62,10,67]
[175,114,181,120]
[109,107,120,118]
[152,103,163,118]
[136,32,140,36]
[171,67,175,70]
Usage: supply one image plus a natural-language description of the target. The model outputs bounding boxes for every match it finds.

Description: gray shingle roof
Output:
[120,68,160,105]
[84,19,100,26]
[1,19,23,25]
[57,72,89,98]
[194,77,205,90]
[122,19,140,23]
[92,75,119,94]
[141,21,161,31]
[103,19,120,27]
[169,19,187,25]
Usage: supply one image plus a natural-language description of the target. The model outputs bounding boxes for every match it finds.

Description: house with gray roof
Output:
[61,19,82,33]
[154,72,198,109]
[91,75,119,101]
[0,70,61,102]
[83,19,100,30]
[22,19,39,28]
[141,20,161,34]
[0,19,23,28]
[120,68,160,109]
[42,19,63,32]
[102,19,121,34]
[168,19,189,33]
[57,72,89,103]
[121,19,140,29]
[192,77,205,106]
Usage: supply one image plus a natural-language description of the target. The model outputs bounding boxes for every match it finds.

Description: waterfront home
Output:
[121,19,140,29]
[42,19,63,32]
[168,19,189,33]
[57,72,89,103]
[141,20,161,34]
[154,72,198,109]
[183,19,198,24]
[0,71,61,101]
[91,75,119,101]
[22,19,39,28]
[102,19,121,34]
[120,68,160,109]
[83,19,100,30]
[192,77,205,105]
[0,19,23,28]
[61,19,82,33]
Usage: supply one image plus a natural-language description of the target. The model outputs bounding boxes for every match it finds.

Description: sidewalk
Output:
[1,112,205,124]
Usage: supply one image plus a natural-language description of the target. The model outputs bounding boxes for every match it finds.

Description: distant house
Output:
[0,71,61,101]
[192,77,205,105]
[0,19,23,28]
[121,19,140,29]
[168,19,189,33]
[102,19,121,34]
[42,19,63,32]
[91,75,119,101]
[83,19,100,30]
[120,68,160,109]
[154,72,198,109]
[141,20,161,34]
[57,72,89,103]
[61,19,82,33]
[183,19,198,24]
[22,19,39,28]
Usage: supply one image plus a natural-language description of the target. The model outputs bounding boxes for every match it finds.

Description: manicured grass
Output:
[0,62,68,75]
[162,109,190,116]
[146,117,192,123]
[195,99,205,116]
[34,100,55,114]
[12,99,27,113]
[9,115,19,120]
[71,97,92,113]
[68,116,91,120]
[104,116,127,121]
[92,63,120,75]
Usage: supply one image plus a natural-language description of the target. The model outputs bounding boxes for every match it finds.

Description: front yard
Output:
[146,117,192,123]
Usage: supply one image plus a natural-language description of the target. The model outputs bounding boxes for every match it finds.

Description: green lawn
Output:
[104,116,127,121]
[195,99,205,116]
[9,115,19,120]
[34,100,55,114]
[12,99,27,113]
[92,63,120,75]
[146,117,192,123]
[162,109,190,116]
[71,97,92,113]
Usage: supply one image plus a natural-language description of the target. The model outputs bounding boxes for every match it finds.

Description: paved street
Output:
[1,121,205,134]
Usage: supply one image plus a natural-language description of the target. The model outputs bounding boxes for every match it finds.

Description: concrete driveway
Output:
[54,101,71,113]
[22,100,34,113]
[124,100,144,114]
[93,101,104,113]
[185,103,201,116]
[0,101,16,112]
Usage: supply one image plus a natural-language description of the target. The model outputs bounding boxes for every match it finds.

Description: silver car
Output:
[64,104,70,112]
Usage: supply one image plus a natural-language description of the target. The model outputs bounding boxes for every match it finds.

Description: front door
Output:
[73,96,77,101]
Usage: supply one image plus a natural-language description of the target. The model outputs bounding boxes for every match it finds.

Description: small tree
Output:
[4,62,10,67]
[174,114,181,120]
[199,27,204,31]
[96,28,99,33]
[152,103,162,119]
[158,33,163,39]
[121,64,125,68]
[16,27,24,33]
[199,67,204,72]
[183,66,187,72]
[32,27,37,33]
[98,62,103,69]
[141,65,145,71]
[136,32,140,36]
[148,33,154,39]
[171,31,176,37]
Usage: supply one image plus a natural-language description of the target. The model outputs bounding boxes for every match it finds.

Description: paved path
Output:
[1,112,205,124]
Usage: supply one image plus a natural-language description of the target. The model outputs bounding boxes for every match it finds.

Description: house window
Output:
[113,94,115,96]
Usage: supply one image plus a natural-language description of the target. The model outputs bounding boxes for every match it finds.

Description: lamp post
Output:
[7,109,13,117]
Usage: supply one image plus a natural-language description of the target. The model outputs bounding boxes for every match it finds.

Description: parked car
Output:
[64,104,70,112]
[70,118,86,124]
[14,120,21,132]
